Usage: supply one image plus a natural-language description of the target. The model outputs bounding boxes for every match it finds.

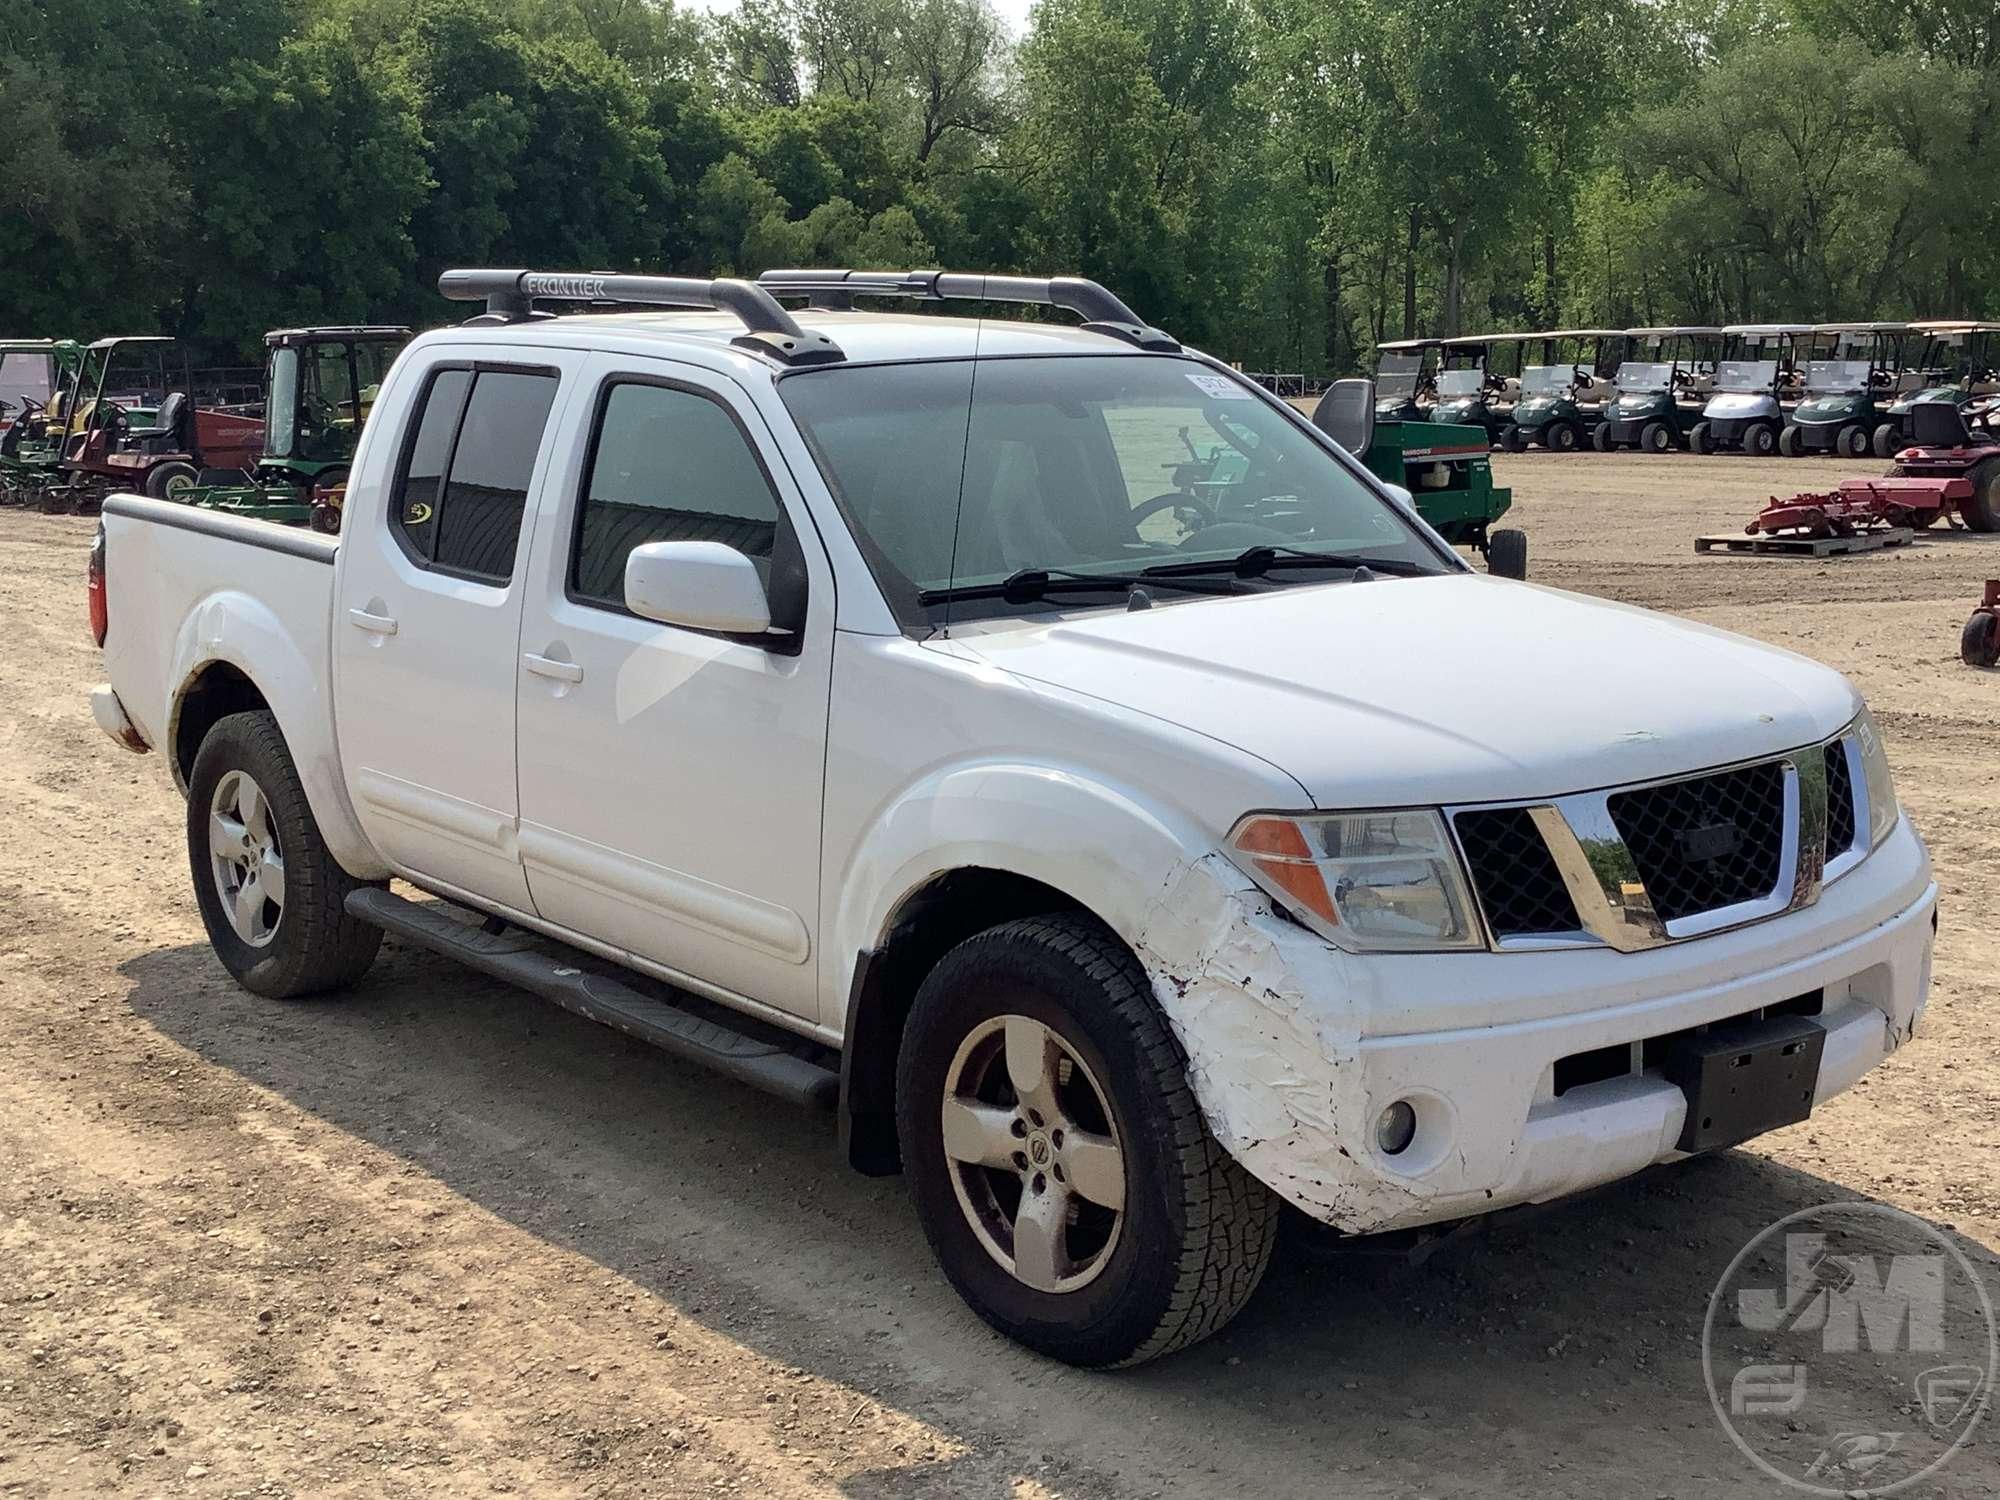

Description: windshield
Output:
[1375,351,1424,398]
[1435,370,1483,397]
[0,351,53,411]
[1519,366,1567,395]
[779,355,1447,626]
[1615,361,1672,392]
[1806,359,1871,394]
[1714,360,1778,392]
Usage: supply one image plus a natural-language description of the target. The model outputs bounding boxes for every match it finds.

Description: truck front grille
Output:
[1450,730,1868,951]
[1606,762,1787,923]
[1453,808,1581,939]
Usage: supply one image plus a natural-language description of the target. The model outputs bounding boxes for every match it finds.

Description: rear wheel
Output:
[1688,423,1710,455]
[1964,457,2000,533]
[1964,611,2000,668]
[1779,425,1803,458]
[1591,422,1612,452]
[1747,422,1779,457]
[187,710,383,998]
[1640,421,1672,454]
[897,915,1278,1367]
[1838,424,1871,459]
[1499,425,1526,452]
[1872,422,1903,459]
[144,461,198,500]
[1485,527,1528,580]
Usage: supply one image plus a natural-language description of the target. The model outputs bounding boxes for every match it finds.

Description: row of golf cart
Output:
[1375,320,2000,460]
[0,327,408,527]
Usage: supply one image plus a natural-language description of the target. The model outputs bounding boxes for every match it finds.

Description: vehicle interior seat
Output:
[124,391,190,453]
[1910,401,1997,450]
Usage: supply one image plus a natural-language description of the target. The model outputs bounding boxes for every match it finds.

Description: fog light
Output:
[1376,1100,1417,1156]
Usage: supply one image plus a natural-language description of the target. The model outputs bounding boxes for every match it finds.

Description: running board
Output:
[345,888,839,1110]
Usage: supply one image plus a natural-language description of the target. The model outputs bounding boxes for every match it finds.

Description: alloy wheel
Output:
[208,769,285,947]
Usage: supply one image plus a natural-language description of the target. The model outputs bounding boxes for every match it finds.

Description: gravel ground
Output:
[1,451,1996,1497]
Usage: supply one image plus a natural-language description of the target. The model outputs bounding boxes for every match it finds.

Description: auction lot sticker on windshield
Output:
[1186,373,1252,399]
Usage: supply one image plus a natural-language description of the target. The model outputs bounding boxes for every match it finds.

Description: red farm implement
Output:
[1747,475,1973,539]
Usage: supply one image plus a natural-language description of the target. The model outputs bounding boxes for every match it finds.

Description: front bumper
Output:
[1137,819,1934,1234]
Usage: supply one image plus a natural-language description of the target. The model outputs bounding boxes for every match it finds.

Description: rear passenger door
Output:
[513,355,834,1022]
[335,348,580,913]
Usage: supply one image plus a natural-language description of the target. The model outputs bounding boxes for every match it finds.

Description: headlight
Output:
[1853,708,1898,848]
[1226,810,1482,952]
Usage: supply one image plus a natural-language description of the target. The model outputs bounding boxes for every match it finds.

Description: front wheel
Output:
[1873,422,1903,459]
[1779,425,1803,458]
[1747,422,1779,457]
[187,710,383,998]
[1688,422,1710,455]
[1965,611,2000,668]
[897,915,1278,1367]
[1640,420,1673,454]
[1547,420,1580,452]
[1499,425,1526,452]
[1838,424,1871,459]
[1590,422,1612,452]
[1486,527,1528,579]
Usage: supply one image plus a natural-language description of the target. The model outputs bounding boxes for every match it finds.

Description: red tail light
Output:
[87,524,108,647]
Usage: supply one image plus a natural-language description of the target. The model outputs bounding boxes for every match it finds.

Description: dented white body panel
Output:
[94,307,1937,1235]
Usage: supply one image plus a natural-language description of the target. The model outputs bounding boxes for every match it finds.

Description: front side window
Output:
[780,355,1447,625]
[571,381,782,609]
[390,365,557,582]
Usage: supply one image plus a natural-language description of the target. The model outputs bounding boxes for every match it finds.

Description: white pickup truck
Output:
[91,268,1937,1368]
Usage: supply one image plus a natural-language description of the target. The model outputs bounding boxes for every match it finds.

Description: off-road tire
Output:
[145,461,198,500]
[897,914,1278,1367]
[1688,422,1710,456]
[1964,611,2000,668]
[1486,527,1528,580]
[1779,425,1803,458]
[187,710,383,998]
[1964,457,2000,533]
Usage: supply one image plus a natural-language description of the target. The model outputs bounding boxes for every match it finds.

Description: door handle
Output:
[347,607,398,636]
[523,652,585,684]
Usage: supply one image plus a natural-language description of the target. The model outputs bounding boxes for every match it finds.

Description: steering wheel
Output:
[1129,490,1217,531]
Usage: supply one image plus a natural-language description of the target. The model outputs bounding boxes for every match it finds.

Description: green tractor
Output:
[1310,377,1526,578]
[181,326,410,530]
[1500,329,1624,451]
[1372,339,1441,423]
[1874,320,1999,456]
[0,339,86,502]
[1779,323,1908,458]
[1591,326,1722,453]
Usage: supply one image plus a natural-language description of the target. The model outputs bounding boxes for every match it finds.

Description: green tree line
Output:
[2,0,1993,372]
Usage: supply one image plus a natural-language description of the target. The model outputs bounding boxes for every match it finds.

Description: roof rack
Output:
[436,268,845,366]
[756,269,1180,351]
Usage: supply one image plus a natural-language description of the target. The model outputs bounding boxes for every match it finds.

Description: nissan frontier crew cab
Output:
[89,268,1937,1368]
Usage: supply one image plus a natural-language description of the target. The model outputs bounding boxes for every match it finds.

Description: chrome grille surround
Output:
[1447,725,1873,953]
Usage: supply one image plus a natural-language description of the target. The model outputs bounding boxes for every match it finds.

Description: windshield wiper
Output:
[1142,545,1435,580]
[918,567,1243,606]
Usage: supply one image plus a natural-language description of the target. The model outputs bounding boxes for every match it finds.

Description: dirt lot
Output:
[2,453,1997,1498]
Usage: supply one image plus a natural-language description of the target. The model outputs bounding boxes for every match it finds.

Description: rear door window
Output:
[390,365,558,583]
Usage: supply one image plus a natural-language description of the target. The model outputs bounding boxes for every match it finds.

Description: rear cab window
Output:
[390,364,560,583]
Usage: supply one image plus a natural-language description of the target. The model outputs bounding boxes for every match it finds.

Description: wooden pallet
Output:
[1695,527,1915,557]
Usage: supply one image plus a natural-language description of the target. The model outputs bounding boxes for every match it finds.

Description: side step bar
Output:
[345,888,839,1110]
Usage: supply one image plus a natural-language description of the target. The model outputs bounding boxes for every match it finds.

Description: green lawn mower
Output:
[0,338,84,503]
[1592,326,1722,453]
[1779,322,1908,458]
[1500,330,1624,451]
[1874,320,1999,457]
[180,326,410,530]
[1311,377,1525,578]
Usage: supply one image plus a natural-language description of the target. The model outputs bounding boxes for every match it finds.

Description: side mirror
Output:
[623,540,772,636]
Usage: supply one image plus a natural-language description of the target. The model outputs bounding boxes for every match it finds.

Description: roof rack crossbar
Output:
[436,268,845,366]
[755,268,1180,351]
